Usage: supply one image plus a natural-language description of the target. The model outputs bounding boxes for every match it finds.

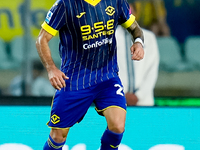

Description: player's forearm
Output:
[36,37,56,72]
[127,21,144,44]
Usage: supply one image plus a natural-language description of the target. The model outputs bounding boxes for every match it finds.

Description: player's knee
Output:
[50,134,66,143]
[109,123,125,133]
[50,129,68,143]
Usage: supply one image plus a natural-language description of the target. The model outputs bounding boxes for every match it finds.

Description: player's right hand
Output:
[130,42,144,60]
[47,66,69,90]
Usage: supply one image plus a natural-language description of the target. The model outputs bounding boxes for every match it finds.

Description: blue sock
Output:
[100,128,124,150]
[43,135,66,150]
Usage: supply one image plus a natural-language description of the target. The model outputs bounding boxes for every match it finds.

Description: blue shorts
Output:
[47,77,127,129]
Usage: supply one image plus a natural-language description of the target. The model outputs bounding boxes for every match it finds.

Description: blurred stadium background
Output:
[0,0,200,149]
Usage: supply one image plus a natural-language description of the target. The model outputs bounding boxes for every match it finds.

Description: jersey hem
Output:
[63,73,119,91]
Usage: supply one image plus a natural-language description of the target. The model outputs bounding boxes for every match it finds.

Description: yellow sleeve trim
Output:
[41,22,58,36]
[121,14,135,28]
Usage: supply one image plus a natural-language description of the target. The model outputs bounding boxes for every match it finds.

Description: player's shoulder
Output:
[56,0,67,3]
[53,0,65,6]
[114,0,127,5]
[50,0,68,11]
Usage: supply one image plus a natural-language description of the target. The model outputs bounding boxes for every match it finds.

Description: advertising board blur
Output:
[0,0,54,42]
[0,106,199,150]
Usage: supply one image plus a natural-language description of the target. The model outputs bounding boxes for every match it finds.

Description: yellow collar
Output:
[84,0,101,6]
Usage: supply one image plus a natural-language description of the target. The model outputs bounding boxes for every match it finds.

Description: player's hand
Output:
[125,92,138,106]
[47,66,69,90]
[130,42,144,60]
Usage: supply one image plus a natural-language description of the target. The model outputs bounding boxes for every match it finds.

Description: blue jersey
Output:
[42,0,135,91]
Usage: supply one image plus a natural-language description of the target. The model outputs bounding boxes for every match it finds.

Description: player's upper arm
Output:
[41,0,66,36]
[126,20,137,32]
[121,14,136,29]
[36,28,53,46]
[41,22,58,37]
[118,0,135,28]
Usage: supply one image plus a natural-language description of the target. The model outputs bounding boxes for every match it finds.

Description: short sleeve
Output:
[41,0,66,36]
[118,0,135,28]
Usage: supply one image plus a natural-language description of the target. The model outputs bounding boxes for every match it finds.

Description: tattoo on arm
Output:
[127,21,144,43]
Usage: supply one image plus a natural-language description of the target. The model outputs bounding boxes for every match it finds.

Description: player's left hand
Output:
[130,42,144,60]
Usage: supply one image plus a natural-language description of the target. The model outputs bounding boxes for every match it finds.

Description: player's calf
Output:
[100,128,124,150]
[43,135,66,150]
[43,129,68,150]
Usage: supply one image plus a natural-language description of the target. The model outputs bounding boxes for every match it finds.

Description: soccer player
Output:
[36,0,144,149]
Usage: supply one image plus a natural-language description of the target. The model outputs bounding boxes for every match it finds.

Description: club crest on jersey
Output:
[45,11,53,24]
[105,6,115,16]
[51,114,60,124]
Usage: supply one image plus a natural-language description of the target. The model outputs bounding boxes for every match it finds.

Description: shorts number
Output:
[114,84,124,96]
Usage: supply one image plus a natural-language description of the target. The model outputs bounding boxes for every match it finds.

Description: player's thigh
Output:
[94,77,126,133]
